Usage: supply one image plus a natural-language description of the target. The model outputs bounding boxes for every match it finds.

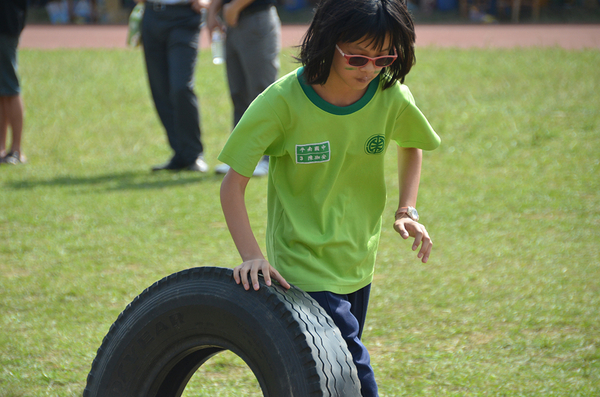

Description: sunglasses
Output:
[335,44,398,68]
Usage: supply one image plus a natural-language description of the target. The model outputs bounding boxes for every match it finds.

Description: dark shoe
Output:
[152,155,208,172]
[186,155,209,172]
[152,159,186,172]
[3,151,26,165]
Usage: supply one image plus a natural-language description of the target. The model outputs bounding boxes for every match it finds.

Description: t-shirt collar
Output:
[296,67,380,115]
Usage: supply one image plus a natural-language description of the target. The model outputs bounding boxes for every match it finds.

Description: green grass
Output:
[0,46,598,396]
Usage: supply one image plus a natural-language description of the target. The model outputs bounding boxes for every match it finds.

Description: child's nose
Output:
[360,60,378,72]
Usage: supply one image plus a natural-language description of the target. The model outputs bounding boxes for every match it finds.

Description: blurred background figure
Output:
[0,0,28,165]
[208,0,281,176]
[140,0,210,172]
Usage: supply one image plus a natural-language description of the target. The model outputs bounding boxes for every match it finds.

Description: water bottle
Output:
[211,30,224,65]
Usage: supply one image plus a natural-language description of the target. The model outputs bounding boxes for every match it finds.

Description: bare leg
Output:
[0,95,24,162]
[6,95,23,153]
[0,97,7,158]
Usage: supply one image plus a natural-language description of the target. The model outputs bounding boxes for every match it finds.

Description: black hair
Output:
[299,0,416,89]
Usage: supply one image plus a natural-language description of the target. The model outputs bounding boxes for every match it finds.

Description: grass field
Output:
[0,45,599,396]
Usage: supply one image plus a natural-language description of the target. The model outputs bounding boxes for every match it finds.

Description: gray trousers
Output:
[142,4,204,166]
[225,6,281,127]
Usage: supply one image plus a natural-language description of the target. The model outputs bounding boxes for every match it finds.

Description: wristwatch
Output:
[395,206,419,221]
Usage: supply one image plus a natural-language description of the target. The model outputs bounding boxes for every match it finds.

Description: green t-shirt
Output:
[218,67,440,294]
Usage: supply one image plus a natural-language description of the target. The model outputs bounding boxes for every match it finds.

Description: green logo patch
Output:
[296,141,330,164]
[364,134,385,154]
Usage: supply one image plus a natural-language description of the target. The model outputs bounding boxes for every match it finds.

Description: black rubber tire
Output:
[84,266,361,397]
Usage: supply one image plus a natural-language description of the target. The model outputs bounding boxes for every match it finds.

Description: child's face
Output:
[330,35,393,93]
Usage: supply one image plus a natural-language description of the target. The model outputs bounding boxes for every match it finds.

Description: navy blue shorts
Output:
[0,34,20,96]
[308,284,379,397]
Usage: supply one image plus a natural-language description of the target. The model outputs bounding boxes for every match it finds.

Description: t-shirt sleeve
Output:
[393,85,441,151]
[217,94,285,177]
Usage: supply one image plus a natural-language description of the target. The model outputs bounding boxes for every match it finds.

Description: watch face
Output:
[408,207,419,221]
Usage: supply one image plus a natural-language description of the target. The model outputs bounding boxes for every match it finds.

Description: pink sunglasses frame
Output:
[335,44,398,68]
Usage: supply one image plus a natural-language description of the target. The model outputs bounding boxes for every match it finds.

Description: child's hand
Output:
[393,218,433,263]
[233,259,291,291]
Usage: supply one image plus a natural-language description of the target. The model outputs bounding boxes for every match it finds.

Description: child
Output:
[219,0,440,395]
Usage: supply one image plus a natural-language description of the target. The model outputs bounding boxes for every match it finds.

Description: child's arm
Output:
[393,146,433,263]
[220,168,290,291]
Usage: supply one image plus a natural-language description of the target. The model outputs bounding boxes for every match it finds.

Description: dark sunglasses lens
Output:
[348,56,369,67]
[375,57,396,67]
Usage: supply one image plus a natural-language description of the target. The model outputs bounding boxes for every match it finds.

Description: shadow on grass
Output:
[4,170,225,192]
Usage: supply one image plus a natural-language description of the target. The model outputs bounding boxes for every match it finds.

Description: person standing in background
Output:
[0,0,27,166]
[207,0,280,176]
[139,0,210,172]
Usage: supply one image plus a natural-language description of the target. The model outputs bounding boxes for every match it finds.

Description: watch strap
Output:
[395,206,419,221]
